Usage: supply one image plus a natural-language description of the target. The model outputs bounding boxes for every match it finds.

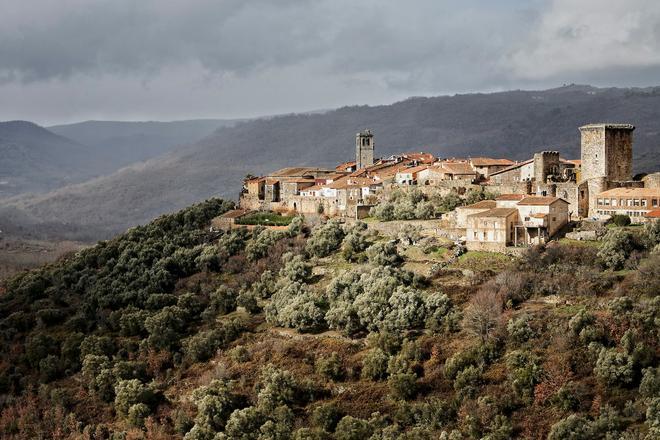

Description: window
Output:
[634,199,640,207]
[653,199,658,208]
[628,199,633,207]
[604,198,610,206]
[642,199,647,207]
[597,198,603,205]
[612,199,618,207]
[553,217,556,221]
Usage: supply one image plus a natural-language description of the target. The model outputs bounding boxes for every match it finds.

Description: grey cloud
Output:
[1,0,660,124]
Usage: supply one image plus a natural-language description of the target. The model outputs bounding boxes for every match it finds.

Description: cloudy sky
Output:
[2,0,660,125]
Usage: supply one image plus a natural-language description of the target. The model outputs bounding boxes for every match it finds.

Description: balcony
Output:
[522,214,547,228]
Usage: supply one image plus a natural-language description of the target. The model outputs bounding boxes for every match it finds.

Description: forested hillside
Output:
[3,85,660,241]
[1,199,658,439]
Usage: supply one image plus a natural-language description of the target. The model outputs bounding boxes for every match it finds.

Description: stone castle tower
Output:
[579,123,635,216]
[356,129,374,169]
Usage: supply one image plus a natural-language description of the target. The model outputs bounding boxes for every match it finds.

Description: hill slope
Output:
[3,85,660,240]
[0,199,658,438]
[48,119,239,168]
[0,121,94,198]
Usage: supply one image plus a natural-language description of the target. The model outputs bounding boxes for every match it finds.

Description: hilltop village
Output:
[237,124,660,251]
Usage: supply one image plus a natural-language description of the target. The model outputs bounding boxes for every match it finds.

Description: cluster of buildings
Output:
[239,123,660,251]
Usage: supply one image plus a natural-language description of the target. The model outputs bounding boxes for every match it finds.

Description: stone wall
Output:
[362,219,462,240]
[605,128,633,181]
[643,172,660,189]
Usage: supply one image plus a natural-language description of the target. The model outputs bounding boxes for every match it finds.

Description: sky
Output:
[2,0,660,125]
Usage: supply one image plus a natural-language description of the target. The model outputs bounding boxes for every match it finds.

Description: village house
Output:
[594,187,660,223]
[466,208,519,251]
[461,195,570,250]
[469,157,515,179]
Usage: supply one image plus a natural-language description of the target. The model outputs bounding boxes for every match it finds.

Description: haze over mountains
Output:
[2,85,660,241]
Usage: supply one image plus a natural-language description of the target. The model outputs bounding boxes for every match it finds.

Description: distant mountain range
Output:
[1,85,660,241]
[0,119,237,198]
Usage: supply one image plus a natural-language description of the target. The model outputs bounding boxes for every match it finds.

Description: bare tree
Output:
[462,287,503,343]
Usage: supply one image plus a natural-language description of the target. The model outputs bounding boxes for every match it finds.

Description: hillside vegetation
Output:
[3,85,660,241]
[1,199,659,439]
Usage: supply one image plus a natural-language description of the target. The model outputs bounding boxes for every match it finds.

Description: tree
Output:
[306,220,345,257]
[114,379,155,418]
[366,241,403,267]
[598,229,636,269]
[462,288,502,343]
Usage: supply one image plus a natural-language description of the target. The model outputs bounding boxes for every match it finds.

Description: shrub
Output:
[424,292,455,333]
[144,305,187,349]
[366,241,403,267]
[223,406,265,439]
[598,229,637,269]
[384,286,426,332]
[279,254,312,283]
[341,230,370,262]
[79,335,115,359]
[237,289,260,314]
[195,244,222,272]
[204,286,237,318]
[312,402,343,432]
[128,403,151,428]
[306,220,345,257]
[361,348,390,381]
[146,293,178,311]
[453,366,482,398]
[188,379,240,434]
[388,372,418,400]
[119,308,149,336]
[39,355,60,383]
[334,416,373,440]
[506,350,542,400]
[548,415,591,440]
[184,319,245,363]
[594,347,634,387]
[315,353,344,381]
[246,229,285,261]
[640,367,660,398]
[228,345,251,363]
[114,379,155,417]
[608,214,632,227]
[506,315,535,344]
[256,365,298,411]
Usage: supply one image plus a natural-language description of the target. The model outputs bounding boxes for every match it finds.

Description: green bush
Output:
[246,229,286,261]
[256,365,298,411]
[361,348,390,381]
[38,354,60,383]
[306,220,345,257]
[366,241,403,267]
[114,379,155,417]
[127,403,151,428]
[506,315,535,344]
[453,366,482,398]
[506,350,542,400]
[188,379,240,434]
[315,353,344,381]
[640,367,660,398]
[312,402,343,432]
[608,214,632,227]
[548,415,591,440]
[144,305,187,350]
[388,372,418,400]
[223,406,265,439]
[235,211,293,226]
[424,292,455,333]
[594,347,634,387]
[204,286,237,318]
[598,229,637,270]
[334,416,373,440]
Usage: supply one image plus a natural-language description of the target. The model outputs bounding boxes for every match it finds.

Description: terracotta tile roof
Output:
[470,157,515,167]
[597,187,660,197]
[336,161,356,171]
[439,162,477,175]
[645,209,660,218]
[496,193,526,201]
[517,196,567,206]
[403,152,437,163]
[397,165,429,175]
[462,200,497,209]
[489,159,534,176]
[469,208,518,218]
